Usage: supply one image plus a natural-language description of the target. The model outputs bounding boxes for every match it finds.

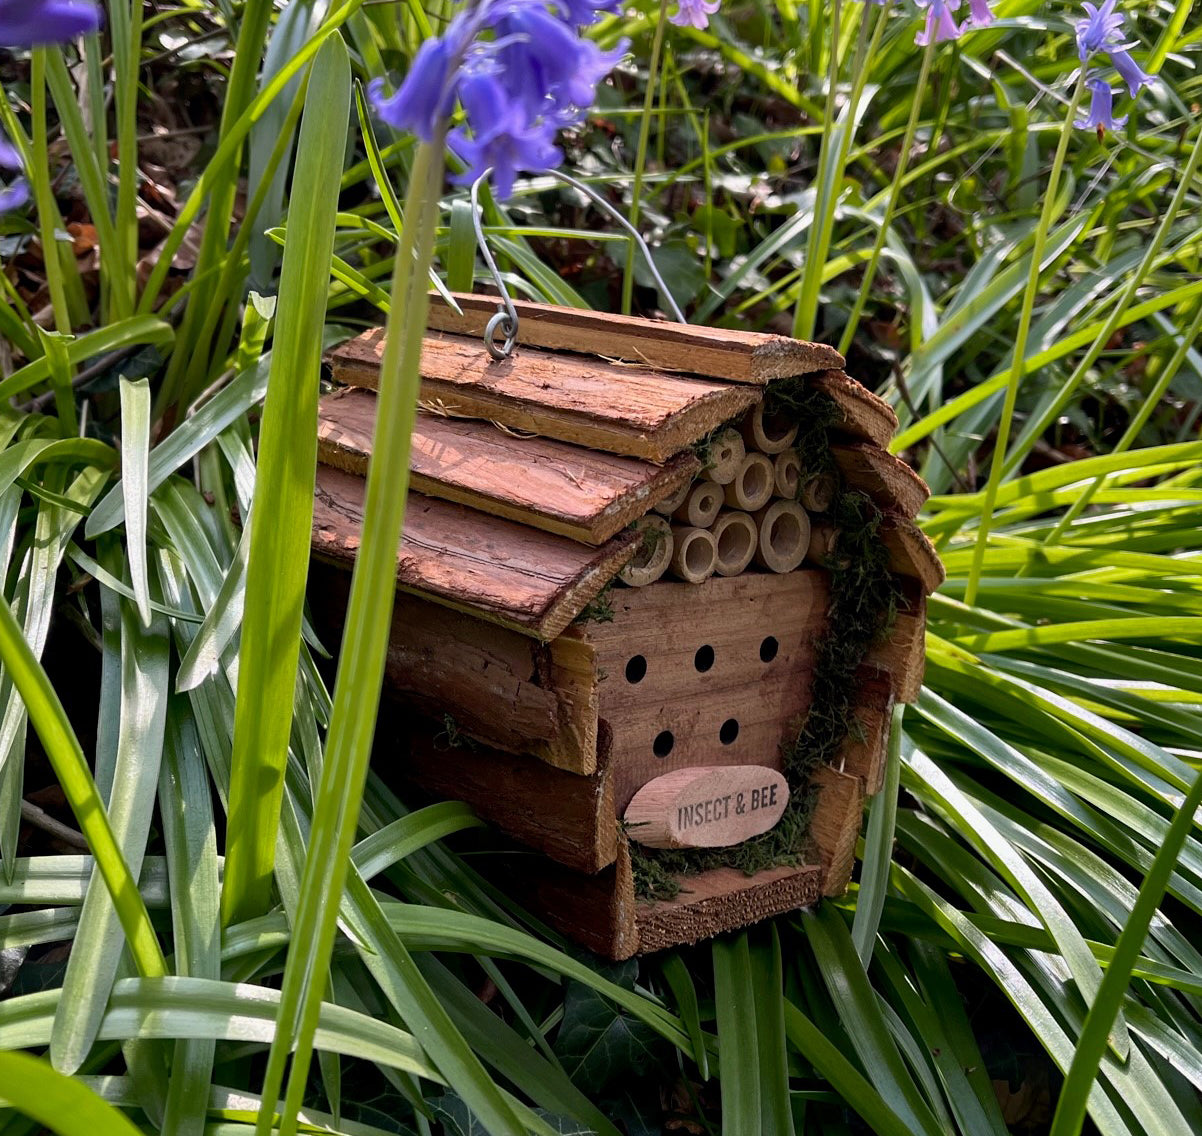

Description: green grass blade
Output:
[712,932,761,1136]
[659,953,711,1079]
[221,36,350,928]
[749,927,796,1136]
[117,377,153,626]
[0,1052,144,1135]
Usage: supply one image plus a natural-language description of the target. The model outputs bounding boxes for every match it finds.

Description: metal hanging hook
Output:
[468,167,688,361]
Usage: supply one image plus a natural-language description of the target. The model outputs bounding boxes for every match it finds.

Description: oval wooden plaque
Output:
[624,766,790,849]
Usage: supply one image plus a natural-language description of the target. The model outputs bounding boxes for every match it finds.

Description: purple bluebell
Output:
[1075,0,1124,61]
[369,26,467,143]
[1076,77,1126,133]
[1110,48,1152,95]
[0,133,28,214]
[0,0,101,46]
[915,0,961,45]
[669,0,720,28]
[966,0,994,27]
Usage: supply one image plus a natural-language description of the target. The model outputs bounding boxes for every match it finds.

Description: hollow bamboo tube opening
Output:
[652,478,692,516]
[753,500,811,573]
[800,471,838,513]
[723,452,775,512]
[806,521,846,568]
[619,515,674,587]
[773,449,801,499]
[711,510,758,577]
[673,480,724,528]
[701,427,746,486]
[740,403,799,454]
[669,525,718,583]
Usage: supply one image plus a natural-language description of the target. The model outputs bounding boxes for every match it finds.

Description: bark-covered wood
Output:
[806,369,898,449]
[832,443,930,519]
[425,292,845,384]
[865,593,927,704]
[810,764,864,897]
[312,465,639,639]
[881,516,945,594]
[325,328,759,460]
[317,386,699,545]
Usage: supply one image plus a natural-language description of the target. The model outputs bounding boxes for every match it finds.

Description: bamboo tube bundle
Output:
[800,471,838,513]
[669,525,718,583]
[773,449,801,500]
[710,510,758,577]
[652,478,692,517]
[673,480,724,528]
[723,453,775,512]
[740,402,799,454]
[619,515,674,587]
[753,500,811,574]
[701,427,746,486]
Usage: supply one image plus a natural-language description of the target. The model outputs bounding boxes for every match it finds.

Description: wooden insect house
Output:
[309,294,943,959]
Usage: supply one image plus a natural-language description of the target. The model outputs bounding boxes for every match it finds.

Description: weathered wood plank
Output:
[836,666,895,795]
[426,293,845,384]
[402,727,618,874]
[325,328,759,460]
[312,465,638,640]
[881,516,945,594]
[810,764,864,897]
[581,572,829,810]
[317,386,699,545]
[832,443,930,519]
[308,560,599,772]
[806,370,897,449]
[865,595,926,704]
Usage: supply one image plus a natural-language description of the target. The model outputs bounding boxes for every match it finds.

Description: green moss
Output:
[630,391,902,902]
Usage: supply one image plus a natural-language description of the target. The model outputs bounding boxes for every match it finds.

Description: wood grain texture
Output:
[312,465,639,640]
[836,667,895,795]
[865,596,927,704]
[426,293,845,384]
[881,516,945,594]
[635,862,823,954]
[832,443,930,519]
[810,764,864,898]
[317,387,699,545]
[403,726,618,874]
[582,572,829,809]
[326,328,759,460]
[806,370,898,449]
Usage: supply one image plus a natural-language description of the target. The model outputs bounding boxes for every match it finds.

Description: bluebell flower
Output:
[966,0,994,27]
[1076,77,1126,134]
[0,0,101,46]
[669,0,720,28]
[1075,0,1124,61]
[370,0,627,199]
[1109,48,1152,96]
[915,0,961,45]
[0,133,29,214]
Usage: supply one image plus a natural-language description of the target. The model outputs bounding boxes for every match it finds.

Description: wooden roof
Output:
[314,299,941,637]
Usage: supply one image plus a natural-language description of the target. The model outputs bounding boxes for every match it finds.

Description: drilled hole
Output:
[625,655,647,684]
[719,718,740,745]
[760,636,779,663]
[653,730,675,758]
[694,645,715,672]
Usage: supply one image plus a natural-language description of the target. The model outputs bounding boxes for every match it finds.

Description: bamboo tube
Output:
[669,525,718,583]
[652,478,692,516]
[800,471,838,513]
[673,480,724,528]
[711,510,758,577]
[773,449,801,499]
[806,521,847,568]
[619,515,674,587]
[753,500,811,573]
[723,452,775,512]
[701,427,746,486]
[740,402,798,454]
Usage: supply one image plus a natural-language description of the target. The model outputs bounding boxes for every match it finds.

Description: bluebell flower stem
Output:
[622,1,670,315]
[838,28,933,358]
[963,72,1088,606]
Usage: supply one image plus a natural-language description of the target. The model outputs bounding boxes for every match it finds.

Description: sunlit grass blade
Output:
[117,377,153,626]
[0,1051,144,1135]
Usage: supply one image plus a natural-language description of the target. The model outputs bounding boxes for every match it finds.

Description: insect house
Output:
[309,294,943,959]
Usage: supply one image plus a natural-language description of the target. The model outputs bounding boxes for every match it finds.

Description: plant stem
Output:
[838,38,936,358]
[621,1,669,315]
[29,51,71,334]
[962,73,1087,607]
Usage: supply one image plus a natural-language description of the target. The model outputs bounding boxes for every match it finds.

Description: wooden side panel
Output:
[806,370,897,449]
[810,764,864,898]
[582,572,829,810]
[308,561,598,772]
[832,444,930,519]
[403,730,618,874]
[312,465,638,640]
[866,597,927,704]
[326,329,760,460]
[426,293,845,384]
[882,517,945,594]
[318,387,700,545]
[836,667,895,795]
[635,863,823,954]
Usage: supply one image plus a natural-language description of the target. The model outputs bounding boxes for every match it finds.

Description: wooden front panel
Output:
[582,572,829,810]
